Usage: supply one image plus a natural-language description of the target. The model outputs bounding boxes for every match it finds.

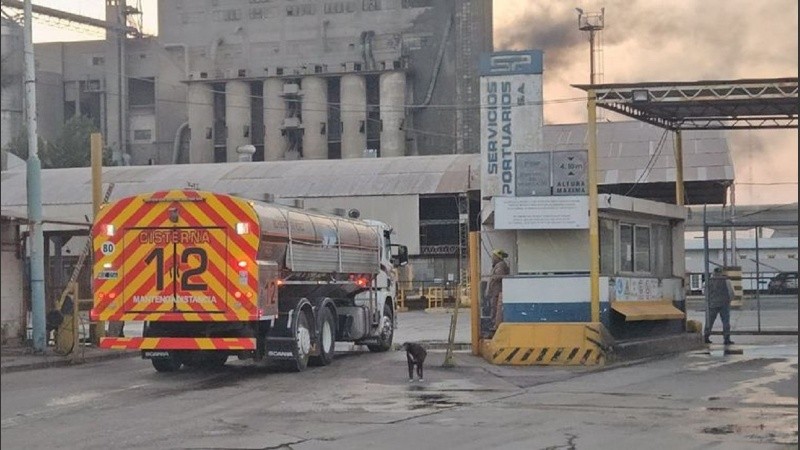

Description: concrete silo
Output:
[340,74,366,159]
[225,80,251,162]
[379,71,406,158]
[187,82,215,163]
[263,78,287,161]
[301,76,328,160]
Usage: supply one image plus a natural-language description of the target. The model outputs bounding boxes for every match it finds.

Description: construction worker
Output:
[486,249,510,331]
[704,267,735,345]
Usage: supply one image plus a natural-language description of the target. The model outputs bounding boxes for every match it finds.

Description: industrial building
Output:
[2,0,492,168]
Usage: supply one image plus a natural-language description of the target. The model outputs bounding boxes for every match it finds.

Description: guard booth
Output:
[475,50,697,366]
[481,194,687,365]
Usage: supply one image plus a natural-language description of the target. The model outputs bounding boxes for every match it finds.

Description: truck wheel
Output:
[368,303,394,352]
[310,307,336,367]
[291,310,312,372]
[151,354,182,372]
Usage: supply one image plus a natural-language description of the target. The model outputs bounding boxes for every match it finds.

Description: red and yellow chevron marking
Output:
[92,190,260,322]
[100,337,256,350]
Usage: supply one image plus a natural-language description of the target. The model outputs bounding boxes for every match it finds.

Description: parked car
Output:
[767,272,798,294]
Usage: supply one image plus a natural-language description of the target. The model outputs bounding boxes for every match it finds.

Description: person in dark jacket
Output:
[486,249,510,331]
[704,267,735,345]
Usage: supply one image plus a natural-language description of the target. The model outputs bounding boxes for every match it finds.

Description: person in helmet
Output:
[486,249,510,331]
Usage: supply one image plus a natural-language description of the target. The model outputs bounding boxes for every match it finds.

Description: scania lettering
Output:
[92,190,408,372]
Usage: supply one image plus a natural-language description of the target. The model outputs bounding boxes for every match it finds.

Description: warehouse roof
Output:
[1,154,479,206]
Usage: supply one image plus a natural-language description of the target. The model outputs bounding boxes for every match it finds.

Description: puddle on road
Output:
[691,350,798,446]
[703,424,737,435]
[407,393,467,410]
[698,405,798,445]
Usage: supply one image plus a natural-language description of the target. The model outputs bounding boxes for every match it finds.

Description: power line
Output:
[623,128,669,197]
[26,46,586,112]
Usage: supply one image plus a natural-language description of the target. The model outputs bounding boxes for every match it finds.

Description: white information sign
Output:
[494,196,589,229]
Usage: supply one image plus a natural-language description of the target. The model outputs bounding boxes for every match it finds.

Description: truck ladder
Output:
[52,183,115,354]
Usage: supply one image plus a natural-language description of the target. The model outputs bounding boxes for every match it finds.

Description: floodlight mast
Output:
[576,7,605,85]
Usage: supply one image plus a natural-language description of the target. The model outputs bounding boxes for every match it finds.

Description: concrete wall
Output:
[1,219,23,344]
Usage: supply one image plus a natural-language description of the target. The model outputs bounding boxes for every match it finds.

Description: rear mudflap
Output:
[264,336,297,360]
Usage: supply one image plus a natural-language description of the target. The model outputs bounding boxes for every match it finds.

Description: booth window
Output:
[619,223,652,274]
[620,224,633,272]
[634,225,651,272]
[600,218,615,275]
[652,224,672,277]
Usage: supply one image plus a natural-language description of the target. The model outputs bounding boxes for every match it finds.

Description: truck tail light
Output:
[104,224,115,236]
[90,308,99,321]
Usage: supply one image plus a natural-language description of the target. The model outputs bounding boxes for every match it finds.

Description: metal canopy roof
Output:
[573,77,798,130]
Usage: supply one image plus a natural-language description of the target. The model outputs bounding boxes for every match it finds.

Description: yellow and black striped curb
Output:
[481,322,611,366]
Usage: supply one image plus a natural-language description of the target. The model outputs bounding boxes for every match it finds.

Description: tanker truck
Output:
[91,189,408,372]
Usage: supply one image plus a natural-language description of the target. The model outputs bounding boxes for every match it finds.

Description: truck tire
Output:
[310,307,336,366]
[290,309,312,372]
[151,354,182,372]
[368,303,394,352]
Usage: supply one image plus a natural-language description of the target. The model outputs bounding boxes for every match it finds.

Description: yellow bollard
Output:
[724,266,744,309]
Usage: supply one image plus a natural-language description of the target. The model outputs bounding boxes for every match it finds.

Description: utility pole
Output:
[23,0,46,352]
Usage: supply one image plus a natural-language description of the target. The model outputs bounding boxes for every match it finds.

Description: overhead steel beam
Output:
[1,0,140,36]
[573,78,799,131]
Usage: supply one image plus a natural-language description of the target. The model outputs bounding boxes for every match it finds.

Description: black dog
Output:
[403,342,427,382]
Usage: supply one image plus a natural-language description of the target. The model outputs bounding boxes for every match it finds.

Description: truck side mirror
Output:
[390,244,408,267]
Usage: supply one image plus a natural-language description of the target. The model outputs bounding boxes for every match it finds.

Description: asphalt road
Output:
[1,336,797,449]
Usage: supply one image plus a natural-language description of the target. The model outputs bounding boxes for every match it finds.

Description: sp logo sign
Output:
[488,54,533,73]
[480,50,543,76]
